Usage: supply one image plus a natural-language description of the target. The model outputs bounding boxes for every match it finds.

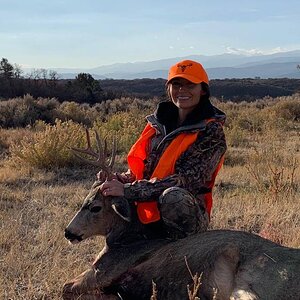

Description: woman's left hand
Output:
[100,179,125,197]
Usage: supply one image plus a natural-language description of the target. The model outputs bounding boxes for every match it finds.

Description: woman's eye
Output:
[186,83,196,89]
[90,206,102,213]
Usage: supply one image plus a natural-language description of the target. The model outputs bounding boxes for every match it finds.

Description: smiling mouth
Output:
[177,96,190,100]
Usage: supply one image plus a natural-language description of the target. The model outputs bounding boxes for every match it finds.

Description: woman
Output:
[99,59,226,240]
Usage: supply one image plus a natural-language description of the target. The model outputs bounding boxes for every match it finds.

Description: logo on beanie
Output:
[177,63,192,72]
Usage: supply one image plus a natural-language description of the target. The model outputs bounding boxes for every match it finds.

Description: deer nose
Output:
[64,229,83,242]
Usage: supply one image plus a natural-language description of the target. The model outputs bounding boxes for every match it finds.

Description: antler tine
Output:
[71,151,104,168]
[94,130,104,162]
[71,129,99,159]
[108,137,117,169]
[71,129,117,175]
[103,137,108,161]
[71,129,107,169]
[93,131,112,174]
[85,128,92,149]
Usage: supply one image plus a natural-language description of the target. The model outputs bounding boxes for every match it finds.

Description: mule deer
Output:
[63,130,300,300]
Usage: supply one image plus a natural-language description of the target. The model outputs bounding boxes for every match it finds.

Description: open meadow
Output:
[0,94,299,299]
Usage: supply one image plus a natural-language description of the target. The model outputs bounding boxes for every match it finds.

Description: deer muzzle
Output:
[65,229,83,244]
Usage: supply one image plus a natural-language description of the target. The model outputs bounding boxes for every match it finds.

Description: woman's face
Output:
[168,78,204,114]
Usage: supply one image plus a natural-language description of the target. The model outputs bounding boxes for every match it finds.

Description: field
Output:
[0,94,299,299]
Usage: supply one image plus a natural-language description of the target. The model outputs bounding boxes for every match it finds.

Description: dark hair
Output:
[200,82,210,99]
[198,82,213,115]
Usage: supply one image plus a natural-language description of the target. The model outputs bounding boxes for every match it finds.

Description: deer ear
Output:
[111,197,131,222]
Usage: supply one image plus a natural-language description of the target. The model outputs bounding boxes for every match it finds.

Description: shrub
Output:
[9,120,86,169]
[57,101,93,126]
[245,141,298,198]
[224,148,247,167]
[0,128,35,157]
[8,110,148,170]
[271,95,300,121]
[93,111,147,154]
[0,95,157,129]
[224,125,249,148]
[0,94,60,128]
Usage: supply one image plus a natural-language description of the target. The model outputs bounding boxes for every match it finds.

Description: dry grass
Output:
[0,167,104,299]
[0,96,299,299]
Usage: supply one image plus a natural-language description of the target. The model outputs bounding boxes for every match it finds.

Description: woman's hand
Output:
[100,179,125,197]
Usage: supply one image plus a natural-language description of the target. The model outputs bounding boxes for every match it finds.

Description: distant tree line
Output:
[99,78,300,102]
[1,57,300,103]
[0,58,117,103]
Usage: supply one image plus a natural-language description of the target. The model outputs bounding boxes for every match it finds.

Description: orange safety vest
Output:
[127,120,224,224]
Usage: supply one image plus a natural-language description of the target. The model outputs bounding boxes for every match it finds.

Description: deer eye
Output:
[90,206,102,213]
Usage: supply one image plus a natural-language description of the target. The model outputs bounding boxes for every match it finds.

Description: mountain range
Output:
[27,50,300,80]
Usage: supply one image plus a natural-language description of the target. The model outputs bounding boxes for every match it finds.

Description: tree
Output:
[0,58,14,79]
[13,63,23,78]
[73,73,103,103]
[75,73,95,87]
[49,70,59,87]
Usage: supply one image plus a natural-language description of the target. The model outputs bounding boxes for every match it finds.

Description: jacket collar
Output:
[146,100,226,135]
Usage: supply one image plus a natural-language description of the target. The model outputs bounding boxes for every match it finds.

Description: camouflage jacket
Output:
[118,101,227,207]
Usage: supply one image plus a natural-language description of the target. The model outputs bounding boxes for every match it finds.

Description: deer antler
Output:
[71,129,116,180]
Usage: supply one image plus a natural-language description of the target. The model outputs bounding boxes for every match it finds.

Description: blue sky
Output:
[0,0,299,68]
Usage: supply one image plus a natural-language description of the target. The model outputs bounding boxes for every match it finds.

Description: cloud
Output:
[267,47,288,54]
[225,46,288,56]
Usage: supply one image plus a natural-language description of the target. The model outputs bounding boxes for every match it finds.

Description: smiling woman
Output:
[165,60,214,126]
[95,59,227,241]
[168,78,203,124]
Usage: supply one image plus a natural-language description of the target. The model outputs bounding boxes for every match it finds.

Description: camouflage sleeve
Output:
[124,121,227,201]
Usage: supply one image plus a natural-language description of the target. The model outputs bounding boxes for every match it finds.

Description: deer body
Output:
[63,181,300,300]
[106,230,300,300]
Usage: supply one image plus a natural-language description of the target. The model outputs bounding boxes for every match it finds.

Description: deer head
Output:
[64,130,131,244]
